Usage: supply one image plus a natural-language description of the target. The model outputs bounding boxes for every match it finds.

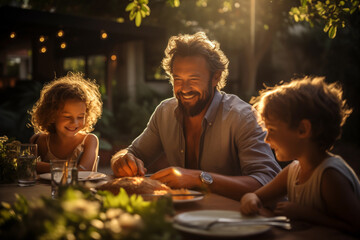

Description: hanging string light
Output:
[39,35,46,42]
[60,42,67,49]
[40,47,47,53]
[57,30,64,37]
[10,32,16,39]
[111,54,117,61]
[100,30,108,39]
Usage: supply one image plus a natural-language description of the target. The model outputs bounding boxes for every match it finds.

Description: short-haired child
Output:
[240,77,360,234]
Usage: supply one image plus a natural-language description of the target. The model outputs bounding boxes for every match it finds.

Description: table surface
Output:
[0,180,357,240]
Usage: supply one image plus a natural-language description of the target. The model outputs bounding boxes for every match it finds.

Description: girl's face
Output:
[54,99,87,137]
[264,116,302,162]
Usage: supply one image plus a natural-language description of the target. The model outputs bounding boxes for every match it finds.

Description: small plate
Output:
[39,171,107,181]
[142,190,204,203]
[172,190,204,204]
[173,210,271,237]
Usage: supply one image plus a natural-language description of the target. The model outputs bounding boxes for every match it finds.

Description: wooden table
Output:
[0,181,357,240]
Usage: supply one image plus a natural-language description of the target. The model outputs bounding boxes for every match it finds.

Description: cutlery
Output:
[80,173,106,180]
[175,216,291,230]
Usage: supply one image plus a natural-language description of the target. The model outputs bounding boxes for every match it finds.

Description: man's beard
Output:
[176,82,213,117]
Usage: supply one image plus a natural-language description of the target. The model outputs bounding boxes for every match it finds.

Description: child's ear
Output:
[298,119,312,138]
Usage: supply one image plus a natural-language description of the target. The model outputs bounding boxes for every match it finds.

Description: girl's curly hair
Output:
[251,76,352,151]
[162,32,229,90]
[30,72,102,134]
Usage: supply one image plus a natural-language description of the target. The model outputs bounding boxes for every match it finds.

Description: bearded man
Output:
[111,32,281,200]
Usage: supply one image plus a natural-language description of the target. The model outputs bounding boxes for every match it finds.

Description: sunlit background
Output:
[0,0,359,174]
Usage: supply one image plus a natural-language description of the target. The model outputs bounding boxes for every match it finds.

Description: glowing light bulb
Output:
[39,35,45,42]
[60,42,67,49]
[10,32,16,39]
[111,55,117,61]
[40,47,47,53]
[101,31,108,39]
[57,30,64,37]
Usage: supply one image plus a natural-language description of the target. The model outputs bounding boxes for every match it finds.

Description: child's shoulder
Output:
[82,133,99,145]
[30,133,48,144]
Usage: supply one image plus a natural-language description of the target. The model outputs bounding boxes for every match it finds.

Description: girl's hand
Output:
[274,201,304,219]
[240,193,262,215]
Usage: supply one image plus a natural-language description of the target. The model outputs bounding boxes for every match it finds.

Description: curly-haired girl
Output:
[29,72,102,173]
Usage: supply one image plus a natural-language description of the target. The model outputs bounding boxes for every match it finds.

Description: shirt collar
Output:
[204,90,222,125]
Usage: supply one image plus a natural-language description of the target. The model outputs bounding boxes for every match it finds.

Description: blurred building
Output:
[0,5,170,109]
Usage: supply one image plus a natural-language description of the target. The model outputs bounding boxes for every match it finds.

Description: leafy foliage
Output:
[290,0,360,38]
[0,136,21,183]
[0,187,180,240]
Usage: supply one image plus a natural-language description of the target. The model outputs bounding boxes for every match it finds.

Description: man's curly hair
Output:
[30,72,102,134]
[251,76,352,151]
[161,32,229,90]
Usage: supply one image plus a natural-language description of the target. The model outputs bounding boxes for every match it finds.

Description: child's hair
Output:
[30,72,102,134]
[251,76,352,151]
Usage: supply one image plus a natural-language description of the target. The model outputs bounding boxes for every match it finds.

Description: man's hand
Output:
[240,193,262,215]
[150,167,201,189]
[111,151,147,177]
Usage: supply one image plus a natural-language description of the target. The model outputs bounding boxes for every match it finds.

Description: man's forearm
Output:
[207,173,262,201]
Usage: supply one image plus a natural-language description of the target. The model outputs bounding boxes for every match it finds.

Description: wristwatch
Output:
[200,171,213,185]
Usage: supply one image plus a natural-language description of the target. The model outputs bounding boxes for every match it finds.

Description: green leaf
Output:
[125,2,135,12]
[294,14,299,22]
[323,22,330,32]
[135,11,142,27]
[129,9,136,20]
[141,4,150,15]
[328,25,337,38]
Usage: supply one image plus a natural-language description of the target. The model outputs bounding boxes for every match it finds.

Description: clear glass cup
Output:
[50,159,78,198]
[17,144,38,187]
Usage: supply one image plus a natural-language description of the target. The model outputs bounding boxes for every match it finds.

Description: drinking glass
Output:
[50,159,78,198]
[17,144,38,187]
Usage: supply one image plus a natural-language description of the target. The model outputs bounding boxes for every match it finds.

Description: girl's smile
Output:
[55,99,87,137]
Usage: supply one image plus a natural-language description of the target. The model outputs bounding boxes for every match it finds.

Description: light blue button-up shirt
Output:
[128,91,281,185]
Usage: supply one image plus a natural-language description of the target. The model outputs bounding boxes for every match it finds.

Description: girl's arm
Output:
[77,134,99,171]
[274,168,360,235]
[30,134,51,173]
[240,165,289,215]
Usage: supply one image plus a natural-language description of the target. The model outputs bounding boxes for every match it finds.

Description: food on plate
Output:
[96,177,195,200]
[168,188,193,200]
[97,177,170,196]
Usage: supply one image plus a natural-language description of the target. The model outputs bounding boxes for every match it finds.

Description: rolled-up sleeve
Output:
[127,104,164,166]
[236,110,281,186]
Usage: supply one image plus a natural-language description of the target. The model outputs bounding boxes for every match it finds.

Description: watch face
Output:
[200,172,213,184]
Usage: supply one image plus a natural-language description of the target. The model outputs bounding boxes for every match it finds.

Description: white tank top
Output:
[287,154,360,212]
[45,134,88,163]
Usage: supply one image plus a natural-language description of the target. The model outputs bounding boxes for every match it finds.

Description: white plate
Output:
[172,190,204,204]
[173,210,271,237]
[143,190,204,203]
[39,171,107,181]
